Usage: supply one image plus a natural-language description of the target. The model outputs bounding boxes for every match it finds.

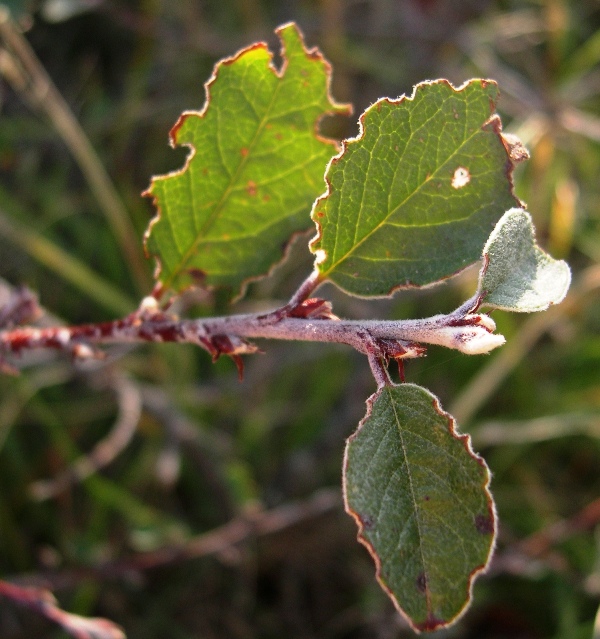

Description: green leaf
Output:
[343,383,495,632]
[479,208,571,312]
[311,79,520,296]
[145,22,349,299]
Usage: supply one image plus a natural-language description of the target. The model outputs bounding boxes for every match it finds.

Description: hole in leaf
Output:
[452,166,470,188]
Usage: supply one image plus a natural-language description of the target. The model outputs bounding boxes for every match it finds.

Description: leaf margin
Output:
[143,21,351,301]
[342,381,497,633]
[309,78,524,298]
[478,207,572,312]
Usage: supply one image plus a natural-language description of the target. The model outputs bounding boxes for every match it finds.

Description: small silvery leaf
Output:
[478,208,571,312]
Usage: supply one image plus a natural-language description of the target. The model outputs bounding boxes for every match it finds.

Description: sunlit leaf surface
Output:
[145,23,349,299]
[311,80,519,296]
[344,383,495,631]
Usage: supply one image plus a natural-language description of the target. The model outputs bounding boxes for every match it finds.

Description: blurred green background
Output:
[0,0,598,637]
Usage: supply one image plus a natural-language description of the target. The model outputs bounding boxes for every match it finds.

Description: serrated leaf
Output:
[311,79,520,297]
[343,383,495,632]
[479,208,571,312]
[144,22,349,299]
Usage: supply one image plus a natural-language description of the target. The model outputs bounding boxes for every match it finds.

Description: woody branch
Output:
[0,274,504,376]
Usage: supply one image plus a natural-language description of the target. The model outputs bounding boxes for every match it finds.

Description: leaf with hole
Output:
[311,79,520,296]
[144,22,349,299]
[343,383,495,632]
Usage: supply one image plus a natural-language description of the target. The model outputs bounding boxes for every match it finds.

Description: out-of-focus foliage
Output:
[0,1,598,638]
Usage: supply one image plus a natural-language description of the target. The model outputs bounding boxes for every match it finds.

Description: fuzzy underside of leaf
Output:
[144,22,349,299]
[343,383,495,632]
[311,79,520,297]
[479,207,571,312]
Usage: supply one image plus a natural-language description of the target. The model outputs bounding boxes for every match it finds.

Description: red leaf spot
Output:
[474,514,494,535]
[262,194,270,202]
[188,268,207,284]
[240,148,249,157]
[246,181,258,197]
[359,513,374,529]
[315,211,325,218]
[202,167,208,175]
[275,132,283,140]
[416,572,428,593]
[423,495,430,501]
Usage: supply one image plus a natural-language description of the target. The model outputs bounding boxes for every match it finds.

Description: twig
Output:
[30,374,142,500]
[12,488,341,591]
[472,413,600,447]
[490,497,600,587]
[0,579,125,639]
[0,288,503,382]
[450,265,600,424]
[140,384,235,515]
[517,497,600,558]
[367,351,392,388]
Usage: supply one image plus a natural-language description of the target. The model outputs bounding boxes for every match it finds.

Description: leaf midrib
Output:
[164,69,285,289]
[320,113,485,278]
[387,387,433,618]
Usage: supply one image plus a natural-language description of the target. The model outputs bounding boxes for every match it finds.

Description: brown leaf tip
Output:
[417,614,446,632]
[501,132,530,164]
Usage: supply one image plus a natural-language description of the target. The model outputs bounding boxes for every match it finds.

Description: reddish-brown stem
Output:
[0,578,124,639]
[0,292,503,376]
[367,351,392,387]
[256,269,323,323]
